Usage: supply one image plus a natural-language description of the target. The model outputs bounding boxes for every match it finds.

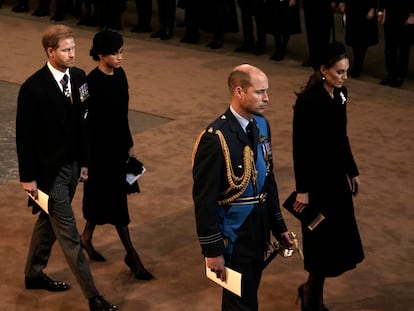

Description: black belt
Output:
[219,193,267,206]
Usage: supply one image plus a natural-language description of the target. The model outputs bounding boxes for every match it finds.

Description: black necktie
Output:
[60,74,68,93]
[60,74,73,104]
[247,121,258,162]
[60,74,71,99]
[246,121,254,146]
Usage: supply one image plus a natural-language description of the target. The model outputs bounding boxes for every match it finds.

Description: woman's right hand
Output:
[293,192,309,213]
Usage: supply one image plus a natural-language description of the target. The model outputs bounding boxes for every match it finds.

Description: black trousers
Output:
[25,163,99,298]
[384,23,413,79]
[238,0,266,46]
[221,257,263,311]
[183,0,200,37]
[135,0,152,28]
[156,0,177,32]
[303,0,334,68]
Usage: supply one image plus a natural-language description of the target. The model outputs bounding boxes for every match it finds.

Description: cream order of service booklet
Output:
[26,189,49,214]
[205,261,242,297]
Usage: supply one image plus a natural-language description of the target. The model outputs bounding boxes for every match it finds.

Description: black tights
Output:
[302,272,326,311]
[116,225,145,272]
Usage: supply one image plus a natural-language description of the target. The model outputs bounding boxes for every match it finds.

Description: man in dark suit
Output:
[131,0,153,33]
[236,0,266,55]
[150,0,177,40]
[16,24,117,311]
[378,0,414,87]
[192,64,293,311]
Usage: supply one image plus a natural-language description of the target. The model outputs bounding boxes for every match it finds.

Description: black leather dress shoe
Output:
[150,30,165,38]
[32,8,50,16]
[269,50,285,61]
[234,42,255,53]
[89,295,118,311]
[379,76,394,85]
[160,30,173,40]
[12,4,29,12]
[131,24,151,33]
[389,77,403,88]
[180,33,199,44]
[50,14,65,21]
[206,39,224,49]
[25,274,70,292]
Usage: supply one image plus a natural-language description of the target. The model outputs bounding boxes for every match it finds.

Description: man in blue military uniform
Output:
[192,64,293,311]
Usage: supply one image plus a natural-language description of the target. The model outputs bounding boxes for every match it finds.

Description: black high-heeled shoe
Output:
[124,254,154,280]
[81,241,106,262]
[296,284,329,311]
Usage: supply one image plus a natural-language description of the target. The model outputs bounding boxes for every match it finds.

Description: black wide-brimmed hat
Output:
[90,29,123,60]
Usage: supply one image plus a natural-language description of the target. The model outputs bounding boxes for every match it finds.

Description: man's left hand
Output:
[277,231,294,249]
[79,167,88,182]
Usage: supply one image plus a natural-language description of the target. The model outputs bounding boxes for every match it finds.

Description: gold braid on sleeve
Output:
[191,129,207,168]
[215,129,257,205]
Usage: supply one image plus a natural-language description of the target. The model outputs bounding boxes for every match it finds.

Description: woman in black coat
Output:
[292,42,364,310]
[81,30,153,280]
[339,0,379,77]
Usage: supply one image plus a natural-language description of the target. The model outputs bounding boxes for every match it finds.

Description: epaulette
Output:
[206,114,228,134]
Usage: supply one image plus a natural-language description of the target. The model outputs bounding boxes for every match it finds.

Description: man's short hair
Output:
[228,70,252,93]
[42,24,74,51]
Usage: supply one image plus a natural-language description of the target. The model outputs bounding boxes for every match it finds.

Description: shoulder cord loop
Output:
[215,129,257,205]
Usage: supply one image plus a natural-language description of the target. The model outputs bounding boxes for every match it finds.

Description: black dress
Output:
[83,67,133,226]
[292,84,364,277]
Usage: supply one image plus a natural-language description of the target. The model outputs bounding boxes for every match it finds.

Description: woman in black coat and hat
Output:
[81,30,154,281]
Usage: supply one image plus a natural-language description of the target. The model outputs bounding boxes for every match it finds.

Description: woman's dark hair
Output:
[296,42,348,96]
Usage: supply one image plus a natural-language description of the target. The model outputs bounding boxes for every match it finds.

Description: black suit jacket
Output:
[16,64,89,195]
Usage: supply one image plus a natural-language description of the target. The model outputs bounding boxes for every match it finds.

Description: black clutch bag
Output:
[282,191,325,231]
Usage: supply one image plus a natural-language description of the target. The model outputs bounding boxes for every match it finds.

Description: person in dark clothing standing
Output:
[96,0,125,30]
[180,0,201,43]
[199,0,239,49]
[131,0,152,33]
[292,42,364,311]
[81,30,154,281]
[302,0,338,69]
[192,64,293,311]
[12,0,50,14]
[339,0,379,78]
[12,0,29,12]
[378,0,414,87]
[151,0,176,40]
[265,0,301,61]
[236,0,266,55]
[16,24,117,311]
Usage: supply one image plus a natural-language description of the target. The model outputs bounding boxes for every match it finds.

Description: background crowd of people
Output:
[1,0,413,86]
